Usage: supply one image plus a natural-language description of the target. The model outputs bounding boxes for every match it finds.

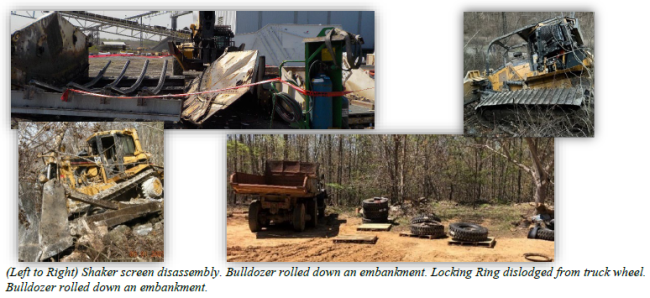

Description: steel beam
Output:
[12,90,182,122]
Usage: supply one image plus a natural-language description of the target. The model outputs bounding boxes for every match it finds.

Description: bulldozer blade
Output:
[39,179,73,261]
[18,187,41,262]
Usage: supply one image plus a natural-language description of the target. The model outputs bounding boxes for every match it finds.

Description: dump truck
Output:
[20,128,164,261]
[229,160,327,232]
[464,16,594,130]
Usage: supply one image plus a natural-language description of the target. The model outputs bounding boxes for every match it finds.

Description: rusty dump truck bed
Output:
[229,160,319,197]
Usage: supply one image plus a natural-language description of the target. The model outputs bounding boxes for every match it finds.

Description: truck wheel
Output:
[536,228,554,241]
[362,217,388,224]
[317,197,326,218]
[362,197,389,211]
[410,222,445,237]
[248,201,262,232]
[363,209,388,220]
[307,198,318,227]
[293,203,306,232]
[411,214,441,224]
[449,222,488,242]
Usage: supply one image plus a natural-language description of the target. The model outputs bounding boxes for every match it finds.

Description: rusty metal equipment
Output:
[181,50,261,125]
[20,128,164,261]
[464,16,594,125]
[11,12,184,121]
[168,11,242,74]
[230,160,327,232]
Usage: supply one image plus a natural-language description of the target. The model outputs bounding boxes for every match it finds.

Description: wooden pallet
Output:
[357,223,392,231]
[332,234,378,244]
[399,232,446,239]
[448,237,495,248]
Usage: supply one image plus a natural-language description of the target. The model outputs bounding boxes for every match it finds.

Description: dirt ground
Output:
[226,209,554,263]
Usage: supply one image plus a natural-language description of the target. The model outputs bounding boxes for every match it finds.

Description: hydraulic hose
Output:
[273,92,303,123]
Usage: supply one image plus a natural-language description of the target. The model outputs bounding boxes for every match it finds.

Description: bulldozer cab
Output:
[485,16,589,77]
[85,129,148,181]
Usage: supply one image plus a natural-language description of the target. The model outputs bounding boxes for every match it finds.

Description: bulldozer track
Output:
[65,169,158,207]
[476,87,586,110]
[475,87,592,125]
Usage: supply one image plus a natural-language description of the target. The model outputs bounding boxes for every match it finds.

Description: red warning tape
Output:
[60,77,374,101]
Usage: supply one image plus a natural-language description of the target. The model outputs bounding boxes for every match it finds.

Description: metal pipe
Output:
[111,60,149,94]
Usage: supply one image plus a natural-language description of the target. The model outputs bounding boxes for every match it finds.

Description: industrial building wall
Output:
[233,11,375,50]
[214,11,238,33]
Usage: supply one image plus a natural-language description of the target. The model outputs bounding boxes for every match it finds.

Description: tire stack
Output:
[409,214,444,238]
[449,222,489,242]
[361,197,389,223]
[528,219,554,241]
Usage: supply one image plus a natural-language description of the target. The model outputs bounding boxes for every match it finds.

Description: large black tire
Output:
[362,217,388,224]
[528,224,540,239]
[317,193,326,218]
[411,214,441,224]
[362,197,389,211]
[172,58,183,76]
[292,203,306,232]
[248,201,261,232]
[363,209,389,220]
[306,198,318,227]
[545,219,555,231]
[536,228,554,241]
[449,222,488,242]
[410,222,445,237]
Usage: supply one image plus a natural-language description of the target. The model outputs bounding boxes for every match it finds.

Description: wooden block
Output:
[357,223,392,231]
[448,237,495,248]
[332,234,378,244]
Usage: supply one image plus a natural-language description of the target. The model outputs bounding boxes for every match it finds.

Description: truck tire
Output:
[528,224,540,239]
[545,219,555,231]
[317,195,326,218]
[449,222,488,242]
[362,197,389,211]
[316,192,327,218]
[248,201,262,232]
[307,198,318,227]
[362,217,388,224]
[536,228,554,241]
[293,203,306,232]
[363,209,388,220]
[411,214,441,224]
[410,222,445,237]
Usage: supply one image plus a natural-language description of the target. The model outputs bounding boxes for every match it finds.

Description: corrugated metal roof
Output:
[477,87,585,109]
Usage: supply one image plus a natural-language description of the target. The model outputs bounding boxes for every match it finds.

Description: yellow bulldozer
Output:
[22,128,164,261]
[38,128,163,205]
[464,16,594,135]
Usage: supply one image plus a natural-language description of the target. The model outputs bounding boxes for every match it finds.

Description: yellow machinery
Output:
[38,128,163,204]
[168,11,241,75]
[464,16,594,127]
[28,128,164,261]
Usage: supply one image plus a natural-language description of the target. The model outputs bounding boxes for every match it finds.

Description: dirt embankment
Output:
[226,212,554,262]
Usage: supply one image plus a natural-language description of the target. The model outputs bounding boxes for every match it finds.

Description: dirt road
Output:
[226,212,554,262]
